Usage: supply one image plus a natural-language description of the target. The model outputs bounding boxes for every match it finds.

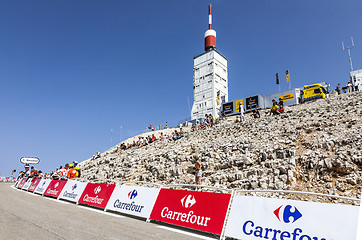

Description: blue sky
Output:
[0,0,361,176]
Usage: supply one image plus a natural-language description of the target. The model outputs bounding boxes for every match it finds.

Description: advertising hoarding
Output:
[222,102,234,115]
[78,183,116,209]
[17,178,27,189]
[106,185,160,219]
[59,180,88,203]
[44,180,67,198]
[224,195,359,240]
[150,189,231,235]
[245,95,260,111]
[28,178,42,192]
[22,178,33,191]
[34,179,52,195]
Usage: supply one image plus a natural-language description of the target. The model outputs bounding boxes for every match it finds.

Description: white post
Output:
[356,191,362,240]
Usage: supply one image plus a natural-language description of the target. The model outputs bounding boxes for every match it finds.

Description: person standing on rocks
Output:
[194,156,202,188]
[336,83,341,95]
[347,81,353,93]
[239,102,245,121]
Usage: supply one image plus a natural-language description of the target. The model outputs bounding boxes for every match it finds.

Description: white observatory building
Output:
[191,5,228,121]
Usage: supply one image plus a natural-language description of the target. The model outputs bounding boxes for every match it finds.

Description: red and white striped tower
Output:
[204,4,216,51]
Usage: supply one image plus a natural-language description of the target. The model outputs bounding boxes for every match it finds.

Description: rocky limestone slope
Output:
[79,91,362,204]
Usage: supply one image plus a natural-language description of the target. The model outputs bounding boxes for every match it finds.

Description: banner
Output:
[106,185,160,219]
[28,178,42,192]
[34,179,52,195]
[223,102,234,115]
[224,195,359,240]
[44,180,67,198]
[236,99,243,113]
[150,189,231,235]
[17,178,27,189]
[245,96,259,110]
[279,93,294,101]
[59,180,88,203]
[22,178,33,191]
[78,183,116,209]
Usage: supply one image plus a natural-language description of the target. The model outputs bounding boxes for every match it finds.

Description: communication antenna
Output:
[342,37,355,71]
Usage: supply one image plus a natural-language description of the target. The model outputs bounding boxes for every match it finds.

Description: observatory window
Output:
[195,68,200,78]
[207,63,213,72]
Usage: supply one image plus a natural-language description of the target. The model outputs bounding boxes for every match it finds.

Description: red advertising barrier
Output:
[28,178,42,192]
[17,178,27,189]
[44,180,67,198]
[78,183,116,209]
[150,189,232,235]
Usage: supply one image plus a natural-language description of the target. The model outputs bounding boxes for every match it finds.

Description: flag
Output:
[276,73,279,84]
[286,70,290,82]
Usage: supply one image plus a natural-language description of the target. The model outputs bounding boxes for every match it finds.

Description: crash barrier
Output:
[0,177,16,183]
[14,178,361,240]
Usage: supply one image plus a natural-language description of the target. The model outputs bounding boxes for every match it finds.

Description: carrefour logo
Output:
[274,205,302,223]
[181,195,196,208]
[94,186,101,195]
[242,205,326,240]
[72,184,77,191]
[128,190,138,200]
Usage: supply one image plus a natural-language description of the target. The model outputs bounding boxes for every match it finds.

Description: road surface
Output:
[0,183,216,240]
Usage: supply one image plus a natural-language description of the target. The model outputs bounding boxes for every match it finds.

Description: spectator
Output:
[239,102,245,121]
[269,100,280,115]
[151,134,157,142]
[252,109,260,118]
[75,167,81,178]
[278,98,285,113]
[179,128,184,136]
[336,83,341,95]
[67,164,78,180]
[194,158,202,188]
[234,116,240,123]
[191,124,196,132]
[353,79,359,91]
[221,110,226,120]
[58,164,69,180]
[347,81,353,93]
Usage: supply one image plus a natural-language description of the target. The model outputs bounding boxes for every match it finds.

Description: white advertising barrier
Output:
[58,180,88,203]
[34,179,52,195]
[225,195,359,240]
[106,185,160,219]
[14,179,21,188]
[356,191,362,240]
[22,178,33,191]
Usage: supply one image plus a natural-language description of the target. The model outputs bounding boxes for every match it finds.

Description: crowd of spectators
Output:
[17,161,81,182]
[50,161,81,180]
[17,166,45,180]
[112,128,186,154]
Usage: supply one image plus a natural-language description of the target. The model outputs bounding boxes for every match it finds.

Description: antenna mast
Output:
[342,37,355,71]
